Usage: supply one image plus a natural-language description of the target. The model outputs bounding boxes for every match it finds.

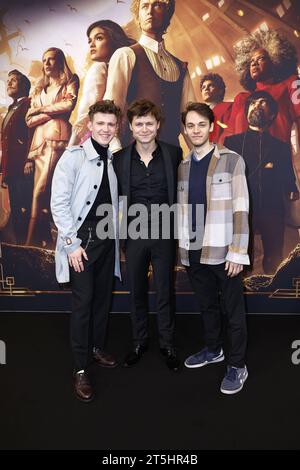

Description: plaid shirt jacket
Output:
[177,144,250,266]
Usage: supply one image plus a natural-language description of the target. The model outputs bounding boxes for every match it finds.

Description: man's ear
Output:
[157,121,160,130]
[209,122,214,133]
[129,123,133,131]
[87,120,93,132]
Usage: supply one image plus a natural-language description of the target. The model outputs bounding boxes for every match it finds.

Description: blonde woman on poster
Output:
[25,47,79,248]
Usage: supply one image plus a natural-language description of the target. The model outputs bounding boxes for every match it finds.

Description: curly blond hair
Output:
[234,29,298,91]
[130,0,175,32]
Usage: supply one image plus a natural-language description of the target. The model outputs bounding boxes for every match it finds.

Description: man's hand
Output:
[68,246,88,273]
[1,176,8,189]
[289,191,300,201]
[27,107,42,117]
[225,261,243,277]
[24,161,34,175]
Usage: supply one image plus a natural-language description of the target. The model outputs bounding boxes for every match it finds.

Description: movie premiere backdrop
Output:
[0,0,300,313]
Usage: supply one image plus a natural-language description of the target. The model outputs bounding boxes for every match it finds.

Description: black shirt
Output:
[130,143,169,210]
[85,138,112,221]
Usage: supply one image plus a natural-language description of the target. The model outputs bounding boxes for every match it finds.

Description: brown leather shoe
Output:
[74,371,94,402]
[93,348,118,368]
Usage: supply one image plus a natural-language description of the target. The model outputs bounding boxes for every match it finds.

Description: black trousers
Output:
[7,175,32,244]
[186,250,247,368]
[126,237,175,348]
[70,220,115,371]
[251,212,284,274]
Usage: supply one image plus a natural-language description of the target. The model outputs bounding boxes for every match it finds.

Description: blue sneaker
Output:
[220,365,248,395]
[184,347,224,368]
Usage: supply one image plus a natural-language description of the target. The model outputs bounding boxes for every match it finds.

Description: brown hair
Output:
[200,73,226,102]
[86,20,134,56]
[127,99,163,123]
[245,90,278,120]
[181,102,215,125]
[8,69,31,96]
[88,100,122,121]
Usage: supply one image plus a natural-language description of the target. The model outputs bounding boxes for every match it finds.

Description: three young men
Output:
[51,98,250,399]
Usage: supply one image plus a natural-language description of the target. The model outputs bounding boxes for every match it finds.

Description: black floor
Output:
[0,313,299,450]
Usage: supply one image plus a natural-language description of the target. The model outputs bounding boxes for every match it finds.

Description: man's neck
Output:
[249,125,265,133]
[256,77,274,86]
[135,140,157,158]
[91,136,109,149]
[9,95,24,103]
[206,101,217,109]
[193,141,214,161]
[142,31,163,42]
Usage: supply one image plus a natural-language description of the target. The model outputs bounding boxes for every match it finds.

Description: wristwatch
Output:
[65,237,72,246]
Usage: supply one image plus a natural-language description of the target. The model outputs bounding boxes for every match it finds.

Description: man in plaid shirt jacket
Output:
[177,102,250,394]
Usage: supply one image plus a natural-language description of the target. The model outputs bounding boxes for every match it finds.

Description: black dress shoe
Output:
[74,371,94,402]
[123,344,148,367]
[93,348,118,368]
[160,347,180,371]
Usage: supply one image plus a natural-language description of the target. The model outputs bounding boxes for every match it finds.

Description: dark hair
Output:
[8,69,31,96]
[245,90,278,120]
[200,73,226,102]
[88,100,122,121]
[86,20,134,56]
[131,0,175,33]
[181,102,215,125]
[127,99,163,123]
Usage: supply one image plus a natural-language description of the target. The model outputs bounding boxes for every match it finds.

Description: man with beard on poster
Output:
[104,0,195,146]
[225,91,299,274]
[0,70,32,244]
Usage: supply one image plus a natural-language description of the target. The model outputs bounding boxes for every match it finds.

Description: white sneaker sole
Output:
[184,354,224,369]
[220,370,248,395]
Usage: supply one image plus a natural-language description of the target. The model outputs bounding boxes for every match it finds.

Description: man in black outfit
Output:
[224,91,299,273]
[1,70,32,244]
[113,99,182,371]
